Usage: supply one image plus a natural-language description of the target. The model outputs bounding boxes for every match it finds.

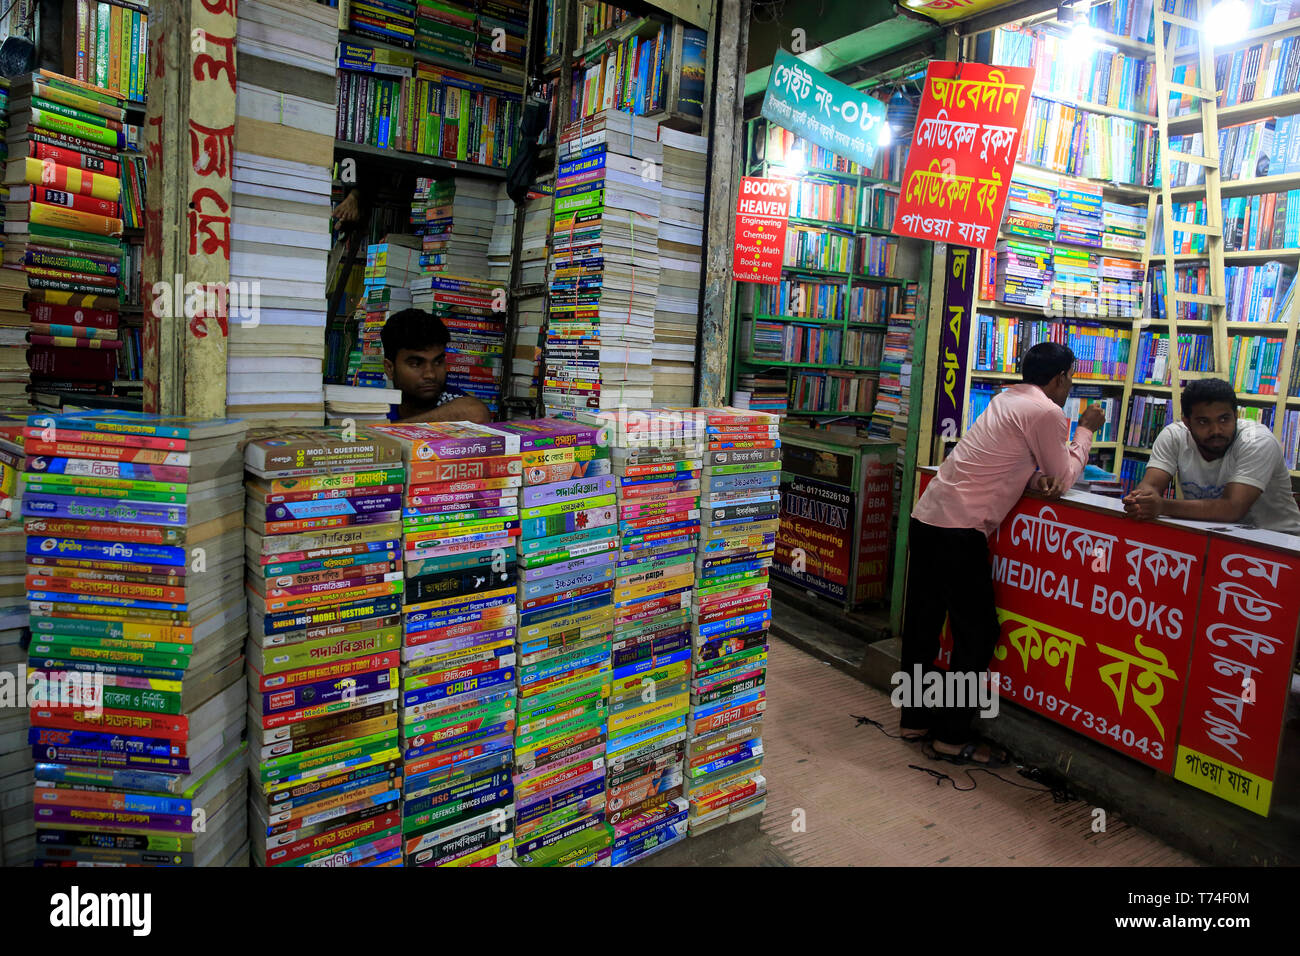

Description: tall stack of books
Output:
[871,299,918,444]
[508,188,554,407]
[0,423,29,864]
[347,234,419,390]
[411,177,505,416]
[653,128,708,406]
[1056,181,1103,247]
[243,427,406,868]
[476,0,528,80]
[368,421,521,867]
[7,72,132,408]
[488,183,516,285]
[228,0,338,426]
[685,408,779,835]
[499,418,616,867]
[992,239,1054,308]
[593,408,700,864]
[546,110,661,418]
[24,412,249,866]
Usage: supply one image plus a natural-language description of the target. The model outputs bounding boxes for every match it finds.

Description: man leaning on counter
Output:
[1123,378,1300,534]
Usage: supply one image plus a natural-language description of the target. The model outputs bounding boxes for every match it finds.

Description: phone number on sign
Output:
[997,675,1165,761]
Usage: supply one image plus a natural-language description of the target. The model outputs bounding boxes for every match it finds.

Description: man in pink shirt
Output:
[900,341,1105,764]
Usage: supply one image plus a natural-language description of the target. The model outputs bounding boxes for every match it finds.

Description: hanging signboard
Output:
[760,48,889,172]
[900,0,1025,25]
[932,245,977,448]
[733,176,791,285]
[891,60,1036,251]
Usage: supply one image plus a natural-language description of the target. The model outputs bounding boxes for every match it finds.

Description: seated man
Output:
[381,307,491,424]
[1123,378,1300,534]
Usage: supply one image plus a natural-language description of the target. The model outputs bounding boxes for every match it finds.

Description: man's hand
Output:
[1029,474,1066,498]
[1078,404,1106,434]
[1123,487,1164,521]
[332,188,363,228]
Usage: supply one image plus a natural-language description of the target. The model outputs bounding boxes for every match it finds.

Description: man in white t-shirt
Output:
[1123,378,1300,534]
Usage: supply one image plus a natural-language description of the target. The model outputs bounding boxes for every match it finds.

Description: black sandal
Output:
[924,740,1011,768]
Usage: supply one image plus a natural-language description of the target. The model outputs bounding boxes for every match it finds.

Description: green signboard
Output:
[760,48,889,169]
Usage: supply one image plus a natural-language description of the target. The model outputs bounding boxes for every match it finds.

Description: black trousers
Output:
[899,517,1003,745]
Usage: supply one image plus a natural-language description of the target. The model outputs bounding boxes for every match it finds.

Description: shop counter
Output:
[918,467,1300,817]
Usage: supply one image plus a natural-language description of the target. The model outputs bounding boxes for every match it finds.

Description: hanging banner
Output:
[733,176,791,285]
[903,0,1025,24]
[891,61,1036,251]
[760,48,888,171]
[1174,539,1300,817]
[854,449,895,603]
[933,245,977,446]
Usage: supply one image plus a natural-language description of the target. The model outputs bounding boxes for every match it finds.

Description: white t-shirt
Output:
[1148,419,1300,534]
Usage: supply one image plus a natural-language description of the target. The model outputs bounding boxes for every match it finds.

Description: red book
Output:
[27,334,123,348]
[26,302,119,329]
[27,184,119,217]
[24,139,120,177]
[26,345,117,380]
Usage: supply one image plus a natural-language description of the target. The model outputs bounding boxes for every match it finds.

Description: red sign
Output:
[854,452,894,603]
[1175,539,1300,816]
[891,61,1036,251]
[733,176,791,285]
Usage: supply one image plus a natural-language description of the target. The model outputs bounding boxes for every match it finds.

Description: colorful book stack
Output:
[1103,201,1147,253]
[992,239,1054,309]
[401,63,524,169]
[508,189,554,403]
[1004,176,1056,241]
[349,0,417,47]
[498,418,616,867]
[654,128,708,406]
[1228,336,1285,395]
[62,0,151,101]
[227,0,337,427]
[6,72,133,406]
[589,409,701,864]
[871,302,917,444]
[348,235,419,390]
[1056,182,1103,247]
[733,372,788,415]
[476,0,528,80]
[1126,394,1173,446]
[411,177,505,415]
[0,437,30,863]
[684,407,778,836]
[243,428,406,868]
[24,412,249,867]
[367,421,522,868]
[1051,247,1101,316]
[547,110,661,417]
[410,0,475,68]
[1097,256,1143,318]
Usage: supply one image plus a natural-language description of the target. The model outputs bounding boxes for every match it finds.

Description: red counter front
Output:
[917,469,1300,817]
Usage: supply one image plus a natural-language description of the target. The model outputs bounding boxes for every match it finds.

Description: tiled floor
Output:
[651,637,1199,867]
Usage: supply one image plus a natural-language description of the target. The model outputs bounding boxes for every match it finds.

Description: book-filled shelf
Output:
[731,114,922,442]
[962,0,1300,493]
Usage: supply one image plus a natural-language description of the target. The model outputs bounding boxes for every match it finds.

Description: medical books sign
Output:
[891,60,1036,250]
[760,48,888,171]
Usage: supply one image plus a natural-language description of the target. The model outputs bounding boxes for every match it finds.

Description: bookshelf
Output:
[960,2,1300,489]
[730,113,921,426]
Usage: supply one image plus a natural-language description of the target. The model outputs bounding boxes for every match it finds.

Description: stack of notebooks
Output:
[368,421,522,867]
[547,110,662,418]
[347,235,418,391]
[501,418,616,867]
[411,177,505,416]
[652,128,707,406]
[243,427,406,868]
[324,383,402,425]
[593,409,700,864]
[24,412,249,867]
[227,0,338,426]
[7,72,134,407]
[685,408,778,835]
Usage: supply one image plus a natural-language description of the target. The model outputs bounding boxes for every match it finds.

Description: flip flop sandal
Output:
[924,741,1011,768]
[900,731,931,744]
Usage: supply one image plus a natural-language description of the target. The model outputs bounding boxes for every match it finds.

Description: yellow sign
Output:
[900,0,1023,24]
[1173,745,1273,817]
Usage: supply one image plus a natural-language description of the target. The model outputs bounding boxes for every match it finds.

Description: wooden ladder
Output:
[1151,0,1227,428]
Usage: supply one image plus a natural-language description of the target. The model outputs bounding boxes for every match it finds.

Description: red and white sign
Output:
[733,176,791,285]
[892,61,1036,251]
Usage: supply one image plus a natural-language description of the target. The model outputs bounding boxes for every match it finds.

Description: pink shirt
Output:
[913,383,1093,536]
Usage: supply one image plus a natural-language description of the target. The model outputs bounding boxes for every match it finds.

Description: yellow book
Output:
[9,156,121,202]
[28,200,124,236]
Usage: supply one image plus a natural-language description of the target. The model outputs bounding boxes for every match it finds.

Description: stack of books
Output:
[7,72,133,408]
[0,455,29,863]
[1056,181,1103,247]
[348,0,417,47]
[324,383,402,425]
[685,408,779,835]
[653,128,708,406]
[403,63,524,169]
[1102,201,1147,253]
[547,110,661,417]
[227,0,339,426]
[1004,176,1056,241]
[1126,394,1174,446]
[873,301,917,445]
[243,427,406,868]
[487,183,516,285]
[992,239,1054,309]
[411,177,504,416]
[347,234,419,391]
[411,0,475,68]
[499,418,616,867]
[1097,256,1144,318]
[1051,247,1101,316]
[507,187,555,405]
[592,409,701,863]
[476,0,528,80]
[24,412,249,867]
[733,371,788,415]
[369,422,521,867]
